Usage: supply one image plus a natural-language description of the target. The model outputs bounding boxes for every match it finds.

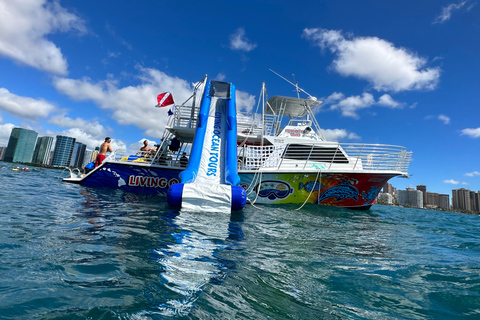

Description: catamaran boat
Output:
[63,76,412,211]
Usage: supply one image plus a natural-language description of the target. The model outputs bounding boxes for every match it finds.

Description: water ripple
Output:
[1,164,480,319]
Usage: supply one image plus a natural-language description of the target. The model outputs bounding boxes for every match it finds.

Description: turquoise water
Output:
[1,162,480,319]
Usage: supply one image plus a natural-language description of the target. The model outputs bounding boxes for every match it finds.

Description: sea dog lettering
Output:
[207,112,222,176]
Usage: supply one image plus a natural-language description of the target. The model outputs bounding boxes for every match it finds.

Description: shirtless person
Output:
[140,140,151,152]
[95,137,113,167]
[138,139,157,157]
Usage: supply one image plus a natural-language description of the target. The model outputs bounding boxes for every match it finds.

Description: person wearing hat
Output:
[95,137,113,167]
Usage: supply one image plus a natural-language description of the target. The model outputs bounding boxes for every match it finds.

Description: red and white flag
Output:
[155,92,175,108]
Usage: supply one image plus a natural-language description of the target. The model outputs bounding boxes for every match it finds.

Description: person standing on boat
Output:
[138,139,157,156]
[140,140,151,152]
[180,152,189,167]
[95,137,112,167]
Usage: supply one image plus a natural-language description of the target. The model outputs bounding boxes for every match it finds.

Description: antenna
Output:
[269,69,317,101]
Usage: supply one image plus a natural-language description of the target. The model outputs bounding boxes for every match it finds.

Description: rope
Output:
[246,170,264,210]
[295,169,322,211]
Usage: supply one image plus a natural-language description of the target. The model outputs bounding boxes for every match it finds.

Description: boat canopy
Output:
[266,96,321,117]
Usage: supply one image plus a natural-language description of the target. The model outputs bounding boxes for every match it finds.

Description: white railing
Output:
[172,104,199,129]
[237,112,276,136]
[237,143,412,173]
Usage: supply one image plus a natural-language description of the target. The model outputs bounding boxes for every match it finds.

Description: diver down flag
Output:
[155,92,175,108]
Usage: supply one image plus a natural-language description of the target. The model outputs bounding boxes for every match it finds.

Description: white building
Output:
[397,188,423,208]
[377,193,393,205]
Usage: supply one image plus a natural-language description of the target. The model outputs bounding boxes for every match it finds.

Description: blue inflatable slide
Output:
[167,80,246,212]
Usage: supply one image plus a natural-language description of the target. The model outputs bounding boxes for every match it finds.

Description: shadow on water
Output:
[31,185,246,319]
[135,208,244,318]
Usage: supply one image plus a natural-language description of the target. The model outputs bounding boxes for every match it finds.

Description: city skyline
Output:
[385,181,480,214]
[3,125,477,210]
[0,1,479,196]
[2,127,93,168]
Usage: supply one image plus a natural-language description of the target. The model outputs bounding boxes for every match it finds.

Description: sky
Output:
[0,0,479,196]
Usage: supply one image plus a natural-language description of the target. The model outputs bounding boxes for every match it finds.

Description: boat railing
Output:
[172,104,200,129]
[237,112,276,136]
[237,143,412,173]
[169,75,207,130]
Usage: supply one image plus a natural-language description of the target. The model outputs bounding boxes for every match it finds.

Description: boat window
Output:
[283,144,349,163]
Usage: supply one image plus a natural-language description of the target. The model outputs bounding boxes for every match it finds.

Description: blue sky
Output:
[0,0,479,195]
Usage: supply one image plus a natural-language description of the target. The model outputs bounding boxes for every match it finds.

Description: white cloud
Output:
[0,88,57,119]
[330,92,375,119]
[215,73,226,81]
[323,91,405,118]
[105,22,132,50]
[438,114,450,124]
[53,68,256,137]
[57,127,126,152]
[53,68,192,138]
[48,114,107,137]
[322,128,361,141]
[461,127,480,138]
[236,90,256,112]
[303,28,440,92]
[0,0,86,75]
[378,94,403,108]
[465,171,480,177]
[229,28,257,52]
[444,179,460,184]
[433,1,470,24]
[0,123,16,146]
[323,92,345,105]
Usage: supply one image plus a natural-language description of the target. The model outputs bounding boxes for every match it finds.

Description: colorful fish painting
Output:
[361,186,381,202]
[299,180,323,193]
[316,179,358,203]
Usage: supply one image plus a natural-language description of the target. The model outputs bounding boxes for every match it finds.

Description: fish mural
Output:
[361,186,381,202]
[316,179,358,204]
[299,180,323,193]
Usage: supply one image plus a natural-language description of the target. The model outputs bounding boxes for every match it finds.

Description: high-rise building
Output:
[0,146,6,161]
[4,128,38,163]
[69,142,87,168]
[470,191,478,213]
[417,185,427,207]
[382,182,395,195]
[426,192,437,208]
[397,188,423,208]
[51,135,76,167]
[476,192,480,214]
[377,193,393,205]
[83,149,94,167]
[452,188,471,211]
[32,136,54,165]
[438,194,450,210]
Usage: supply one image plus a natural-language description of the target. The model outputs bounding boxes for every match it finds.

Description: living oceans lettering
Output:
[207,112,222,177]
[128,176,178,188]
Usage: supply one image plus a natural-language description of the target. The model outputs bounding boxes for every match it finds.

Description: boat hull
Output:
[68,162,396,209]
[80,162,180,194]
[239,171,395,208]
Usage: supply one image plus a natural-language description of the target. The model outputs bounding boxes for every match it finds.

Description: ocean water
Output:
[1,162,480,320]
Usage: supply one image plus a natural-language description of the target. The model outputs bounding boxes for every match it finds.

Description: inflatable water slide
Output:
[167,81,246,212]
